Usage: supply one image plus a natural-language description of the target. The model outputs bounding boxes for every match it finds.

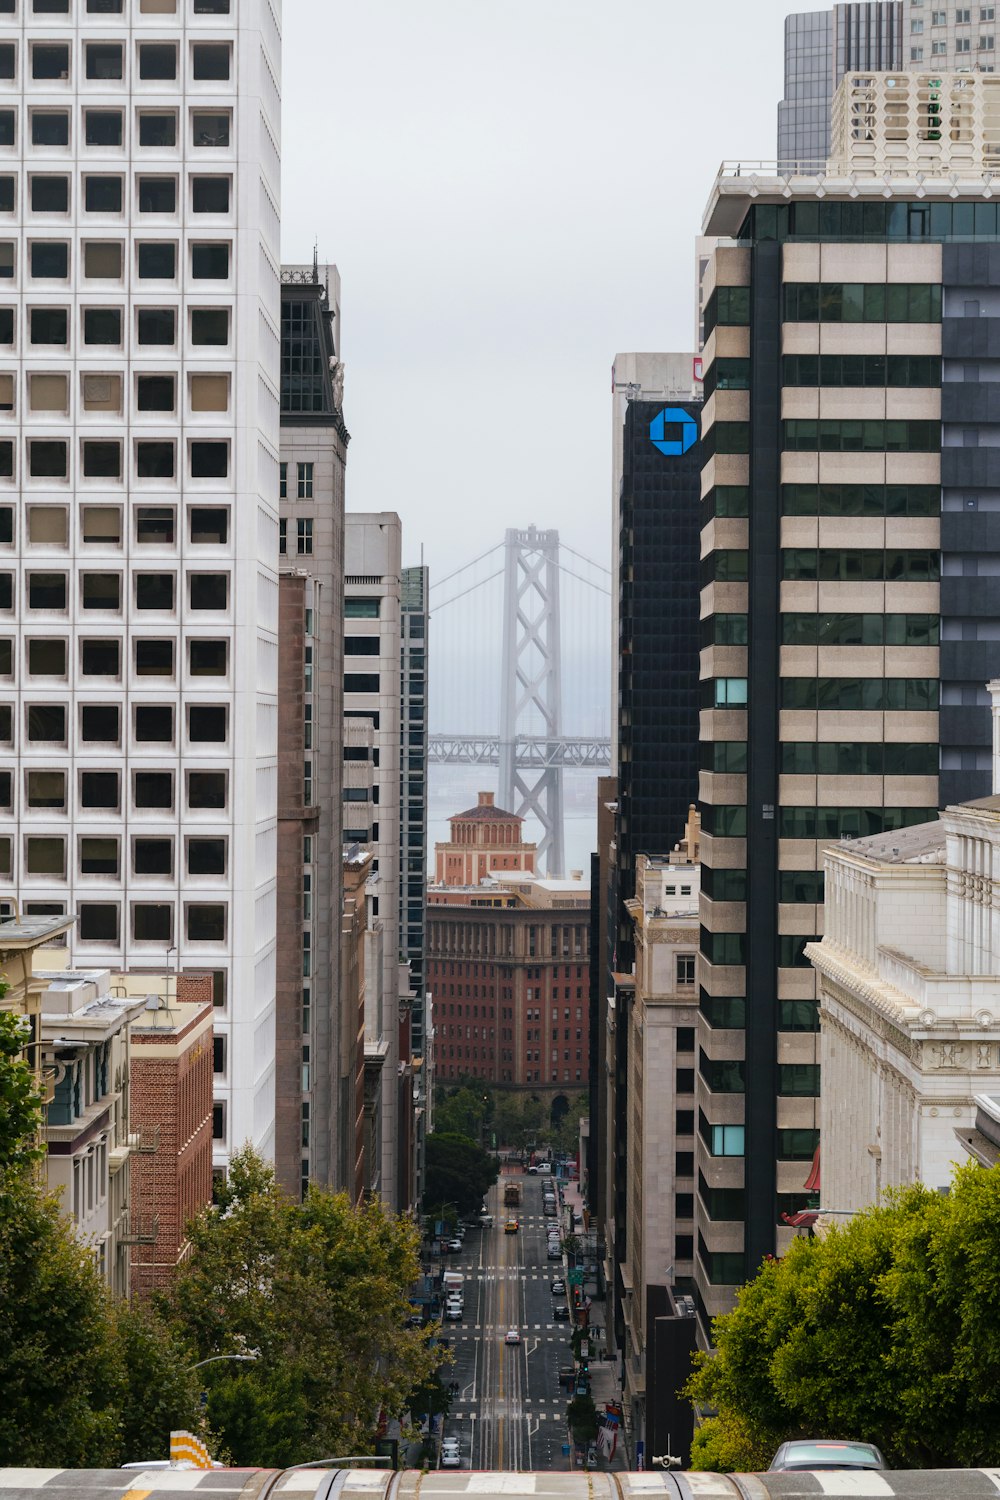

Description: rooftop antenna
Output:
[312,240,319,284]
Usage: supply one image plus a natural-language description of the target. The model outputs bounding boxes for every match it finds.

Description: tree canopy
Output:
[688,1161,1000,1471]
[423,1131,498,1219]
[159,1146,443,1466]
[0,1006,43,1173]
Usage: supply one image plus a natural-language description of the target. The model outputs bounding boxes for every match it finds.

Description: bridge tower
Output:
[499,526,565,876]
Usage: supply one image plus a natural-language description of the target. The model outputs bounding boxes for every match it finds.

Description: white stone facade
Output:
[831,68,1000,175]
[0,0,282,1171]
[808,796,1000,1222]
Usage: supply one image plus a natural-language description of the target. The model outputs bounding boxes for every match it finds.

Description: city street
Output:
[439,1172,577,1471]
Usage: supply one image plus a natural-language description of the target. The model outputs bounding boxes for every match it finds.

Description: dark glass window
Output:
[133,904,173,942]
[192,111,230,147]
[134,839,172,875]
[190,506,227,543]
[0,45,15,80]
[135,573,174,609]
[32,113,69,146]
[32,44,69,81]
[135,639,173,675]
[192,44,230,80]
[191,243,229,279]
[78,904,119,942]
[81,573,120,610]
[27,703,66,740]
[137,375,174,411]
[189,704,226,741]
[187,838,225,874]
[29,440,67,477]
[83,307,122,345]
[190,639,226,675]
[30,176,68,213]
[138,43,176,80]
[137,242,176,278]
[30,241,68,278]
[137,307,175,345]
[138,113,176,148]
[81,704,119,741]
[188,770,226,808]
[80,837,118,875]
[134,771,173,808]
[85,43,122,80]
[0,179,13,213]
[85,176,123,213]
[0,110,15,147]
[135,506,174,543]
[190,442,228,479]
[135,704,173,742]
[136,442,175,479]
[138,178,176,214]
[191,176,230,213]
[80,770,119,806]
[82,441,121,479]
[191,307,229,345]
[190,574,227,610]
[84,112,123,148]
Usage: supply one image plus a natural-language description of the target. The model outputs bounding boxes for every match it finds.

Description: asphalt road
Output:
[440,1171,573,1472]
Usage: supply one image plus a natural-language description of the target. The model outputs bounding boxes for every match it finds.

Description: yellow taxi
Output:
[504,1217,519,1234]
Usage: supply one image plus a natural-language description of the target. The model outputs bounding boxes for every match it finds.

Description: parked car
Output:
[553,1303,570,1320]
[504,1328,521,1345]
[551,1278,565,1294]
[527,1164,537,1174]
[558,1365,576,1390]
[440,1438,461,1470]
[768,1441,886,1473]
[479,1212,493,1227]
[445,1238,463,1252]
[445,1300,464,1321]
[548,1244,561,1259]
[538,1161,551,1173]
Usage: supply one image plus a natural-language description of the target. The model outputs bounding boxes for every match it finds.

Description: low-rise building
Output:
[809,791,1000,1225]
[38,968,146,1298]
[126,973,215,1298]
[434,792,537,887]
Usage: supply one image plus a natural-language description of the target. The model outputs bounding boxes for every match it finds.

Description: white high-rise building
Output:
[0,0,282,1170]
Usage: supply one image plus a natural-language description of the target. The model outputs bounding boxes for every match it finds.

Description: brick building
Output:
[433,792,537,887]
[128,972,215,1298]
[427,858,591,1096]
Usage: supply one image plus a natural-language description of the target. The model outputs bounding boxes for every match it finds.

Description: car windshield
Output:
[783,1443,881,1467]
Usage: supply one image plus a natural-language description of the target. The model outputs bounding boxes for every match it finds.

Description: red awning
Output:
[781,1210,819,1229]
[803,1144,821,1193]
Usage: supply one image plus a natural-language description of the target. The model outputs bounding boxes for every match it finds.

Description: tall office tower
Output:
[778,3,903,164]
[276,263,347,1198]
[0,0,281,1170]
[344,513,404,1206]
[400,563,428,1207]
[695,92,1000,1327]
[901,0,998,71]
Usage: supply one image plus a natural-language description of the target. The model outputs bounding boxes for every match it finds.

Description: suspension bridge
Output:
[429,527,612,877]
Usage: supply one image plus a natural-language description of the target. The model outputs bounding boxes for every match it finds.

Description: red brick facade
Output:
[130,978,214,1298]
[433,791,537,886]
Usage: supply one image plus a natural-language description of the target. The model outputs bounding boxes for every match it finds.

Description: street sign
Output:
[636,1439,645,1471]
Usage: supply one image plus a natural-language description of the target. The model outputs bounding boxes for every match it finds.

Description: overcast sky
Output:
[280,0,794,581]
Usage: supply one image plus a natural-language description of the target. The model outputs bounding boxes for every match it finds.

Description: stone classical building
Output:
[808,792,1000,1222]
[618,840,700,1451]
[433,792,536,886]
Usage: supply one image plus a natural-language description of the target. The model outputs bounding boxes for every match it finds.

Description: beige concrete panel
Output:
[884,646,940,676]
[881,711,941,741]
[883,582,940,611]
[778,838,820,868]
[713,518,750,550]
[701,329,718,371]
[700,839,746,874]
[884,713,937,742]
[885,389,941,420]
[715,390,750,423]
[819,243,887,282]
[816,648,885,677]
[886,242,942,282]
[778,1032,819,1063]
[884,517,939,548]
[702,581,749,617]
[816,515,886,547]
[817,389,888,420]
[777,968,818,998]
[885,325,942,355]
[780,646,820,676]
[815,774,885,803]
[716,326,751,358]
[778,1160,817,1193]
[703,773,747,804]
[702,646,748,678]
[706,1221,746,1254]
[782,242,821,281]
[778,902,822,933]
[712,454,750,487]
[779,774,819,806]
[782,324,820,354]
[816,712,885,741]
[701,455,720,495]
[817,324,889,355]
[715,246,751,286]
[816,581,887,611]
[781,451,821,484]
[883,776,940,806]
[704,900,746,932]
[780,516,820,547]
[701,391,717,430]
[781,580,820,612]
[701,1157,745,1190]
[700,708,748,741]
[779,710,819,739]
[782,389,821,420]
[817,452,888,483]
[776,1097,820,1128]
[885,452,940,484]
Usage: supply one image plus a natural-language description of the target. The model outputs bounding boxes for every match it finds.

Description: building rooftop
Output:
[0,915,76,949]
[449,791,522,823]
[839,818,946,865]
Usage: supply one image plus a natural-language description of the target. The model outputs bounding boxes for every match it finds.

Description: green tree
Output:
[0,1006,43,1172]
[114,1302,204,1465]
[687,1162,1000,1471]
[567,1394,598,1443]
[433,1086,488,1141]
[160,1145,442,1467]
[424,1131,497,1218]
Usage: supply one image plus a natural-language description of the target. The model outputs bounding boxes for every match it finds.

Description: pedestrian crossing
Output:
[445,1325,565,1334]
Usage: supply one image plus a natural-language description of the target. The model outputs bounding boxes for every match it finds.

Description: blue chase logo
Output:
[649,406,697,457]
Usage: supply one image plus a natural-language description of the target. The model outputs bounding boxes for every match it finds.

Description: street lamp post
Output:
[188,1354,260,1372]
